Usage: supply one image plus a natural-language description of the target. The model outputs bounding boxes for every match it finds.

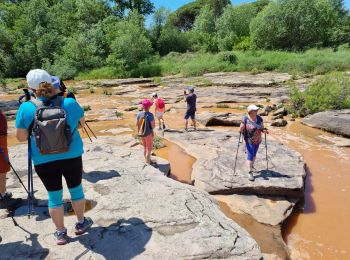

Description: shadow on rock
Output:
[254,170,292,180]
[0,227,49,259]
[83,170,121,183]
[76,217,152,260]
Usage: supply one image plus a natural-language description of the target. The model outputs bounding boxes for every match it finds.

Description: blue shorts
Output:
[184,110,196,120]
[245,142,260,161]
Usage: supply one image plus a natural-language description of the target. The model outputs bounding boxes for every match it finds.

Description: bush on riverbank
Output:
[287,72,350,117]
[76,47,350,80]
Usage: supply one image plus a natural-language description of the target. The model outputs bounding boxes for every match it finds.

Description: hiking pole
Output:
[80,123,92,142]
[233,132,242,174]
[264,130,269,171]
[27,138,35,218]
[0,147,29,195]
[85,122,97,139]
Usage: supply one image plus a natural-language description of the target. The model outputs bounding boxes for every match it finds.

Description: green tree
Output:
[157,25,190,55]
[192,5,217,52]
[113,0,154,18]
[107,10,153,69]
[250,0,341,50]
[149,7,171,51]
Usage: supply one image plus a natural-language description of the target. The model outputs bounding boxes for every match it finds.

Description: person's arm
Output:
[239,122,245,133]
[16,128,28,142]
[136,115,141,133]
[79,117,85,129]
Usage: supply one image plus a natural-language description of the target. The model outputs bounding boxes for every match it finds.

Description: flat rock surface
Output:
[1,137,261,260]
[301,109,350,138]
[163,130,306,197]
[215,195,296,226]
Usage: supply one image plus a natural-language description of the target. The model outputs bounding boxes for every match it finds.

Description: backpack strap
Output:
[29,98,44,108]
[50,96,65,107]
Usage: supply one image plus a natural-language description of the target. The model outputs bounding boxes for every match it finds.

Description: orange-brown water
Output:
[2,91,350,259]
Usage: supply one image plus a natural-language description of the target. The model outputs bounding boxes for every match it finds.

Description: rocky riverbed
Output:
[1,71,350,259]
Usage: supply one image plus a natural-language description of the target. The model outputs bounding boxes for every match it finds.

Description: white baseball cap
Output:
[247,104,260,112]
[26,69,52,90]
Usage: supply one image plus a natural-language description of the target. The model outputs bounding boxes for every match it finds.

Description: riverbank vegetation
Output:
[1,0,349,81]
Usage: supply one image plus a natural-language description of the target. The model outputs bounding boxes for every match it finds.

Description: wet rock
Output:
[301,109,350,138]
[215,195,296,226]
[271,119,288,127]
[2,137,262,259]
[272,114,284,120]
[203,72,291,87]
[272,107,287,117]
[290,118,296,122]
[163,130,306,197]
[196,112,241,127]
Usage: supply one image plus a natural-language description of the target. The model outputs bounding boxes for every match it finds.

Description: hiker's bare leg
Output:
[248,160,254,171]
[71,199,85,222]
[185,119,188,129]
[0,173,6,194]
[145,148,152,164]
[192,119,196,129]
[49,206,65,230]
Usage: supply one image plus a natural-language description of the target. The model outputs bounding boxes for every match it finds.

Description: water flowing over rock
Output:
[0,137,262,259]
[301,109,350,138]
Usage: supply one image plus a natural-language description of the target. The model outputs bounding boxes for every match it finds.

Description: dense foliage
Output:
[0,0,349,79]
[287,72,350,116]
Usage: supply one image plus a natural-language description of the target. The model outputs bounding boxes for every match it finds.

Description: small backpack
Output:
[30,97,74,154]
[138,112,152,137]
[157,98,165,109]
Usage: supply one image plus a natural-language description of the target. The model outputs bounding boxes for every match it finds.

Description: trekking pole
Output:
[27,138,35,218]
[0,147,29,194]
[233,132,242,174]
[85,122,97,139]
[264,130,269,171]
[80,123,92,142]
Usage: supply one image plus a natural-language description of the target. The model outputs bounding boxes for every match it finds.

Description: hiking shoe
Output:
[162,123,166,130]
[184,128,188,132]
[248,171,255,181]
[75,217,93,235]
[54,228,69,245]
[0,192,12,200]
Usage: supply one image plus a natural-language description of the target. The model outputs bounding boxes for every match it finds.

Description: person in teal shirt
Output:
[15,69,93,245]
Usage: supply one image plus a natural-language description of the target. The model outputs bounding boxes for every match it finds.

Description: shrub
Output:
[216,103,230,108]
[287,72,350,116]
[217,51,238,64]
[67,86,77,94]
[82,105,91,111]
[16,83,26,89]
[115,110,123,117]
[103,88,112,96]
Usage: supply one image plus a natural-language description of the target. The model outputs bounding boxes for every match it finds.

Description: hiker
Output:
[239,104,269,181]
[184,86,197,131]
[136,99,155,164]
[15,69,93,245]
[0,111,11,201]
[151,93,166,130]
[52,76,76,99]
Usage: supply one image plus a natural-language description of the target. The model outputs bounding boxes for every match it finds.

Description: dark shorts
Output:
[245,142,260,161]
[34,156,83,192]
[184,110,196,120]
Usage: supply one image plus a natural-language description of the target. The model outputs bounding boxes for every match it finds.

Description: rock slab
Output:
[301,109,350,138]
[1,136,262,260]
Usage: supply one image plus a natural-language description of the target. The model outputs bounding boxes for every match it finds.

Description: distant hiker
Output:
[151,93,166,130]
[136,99,155,164]
[0,111,12,201]
[184,86,197,131]
[239,104,269,181]
[15,69,93,245]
